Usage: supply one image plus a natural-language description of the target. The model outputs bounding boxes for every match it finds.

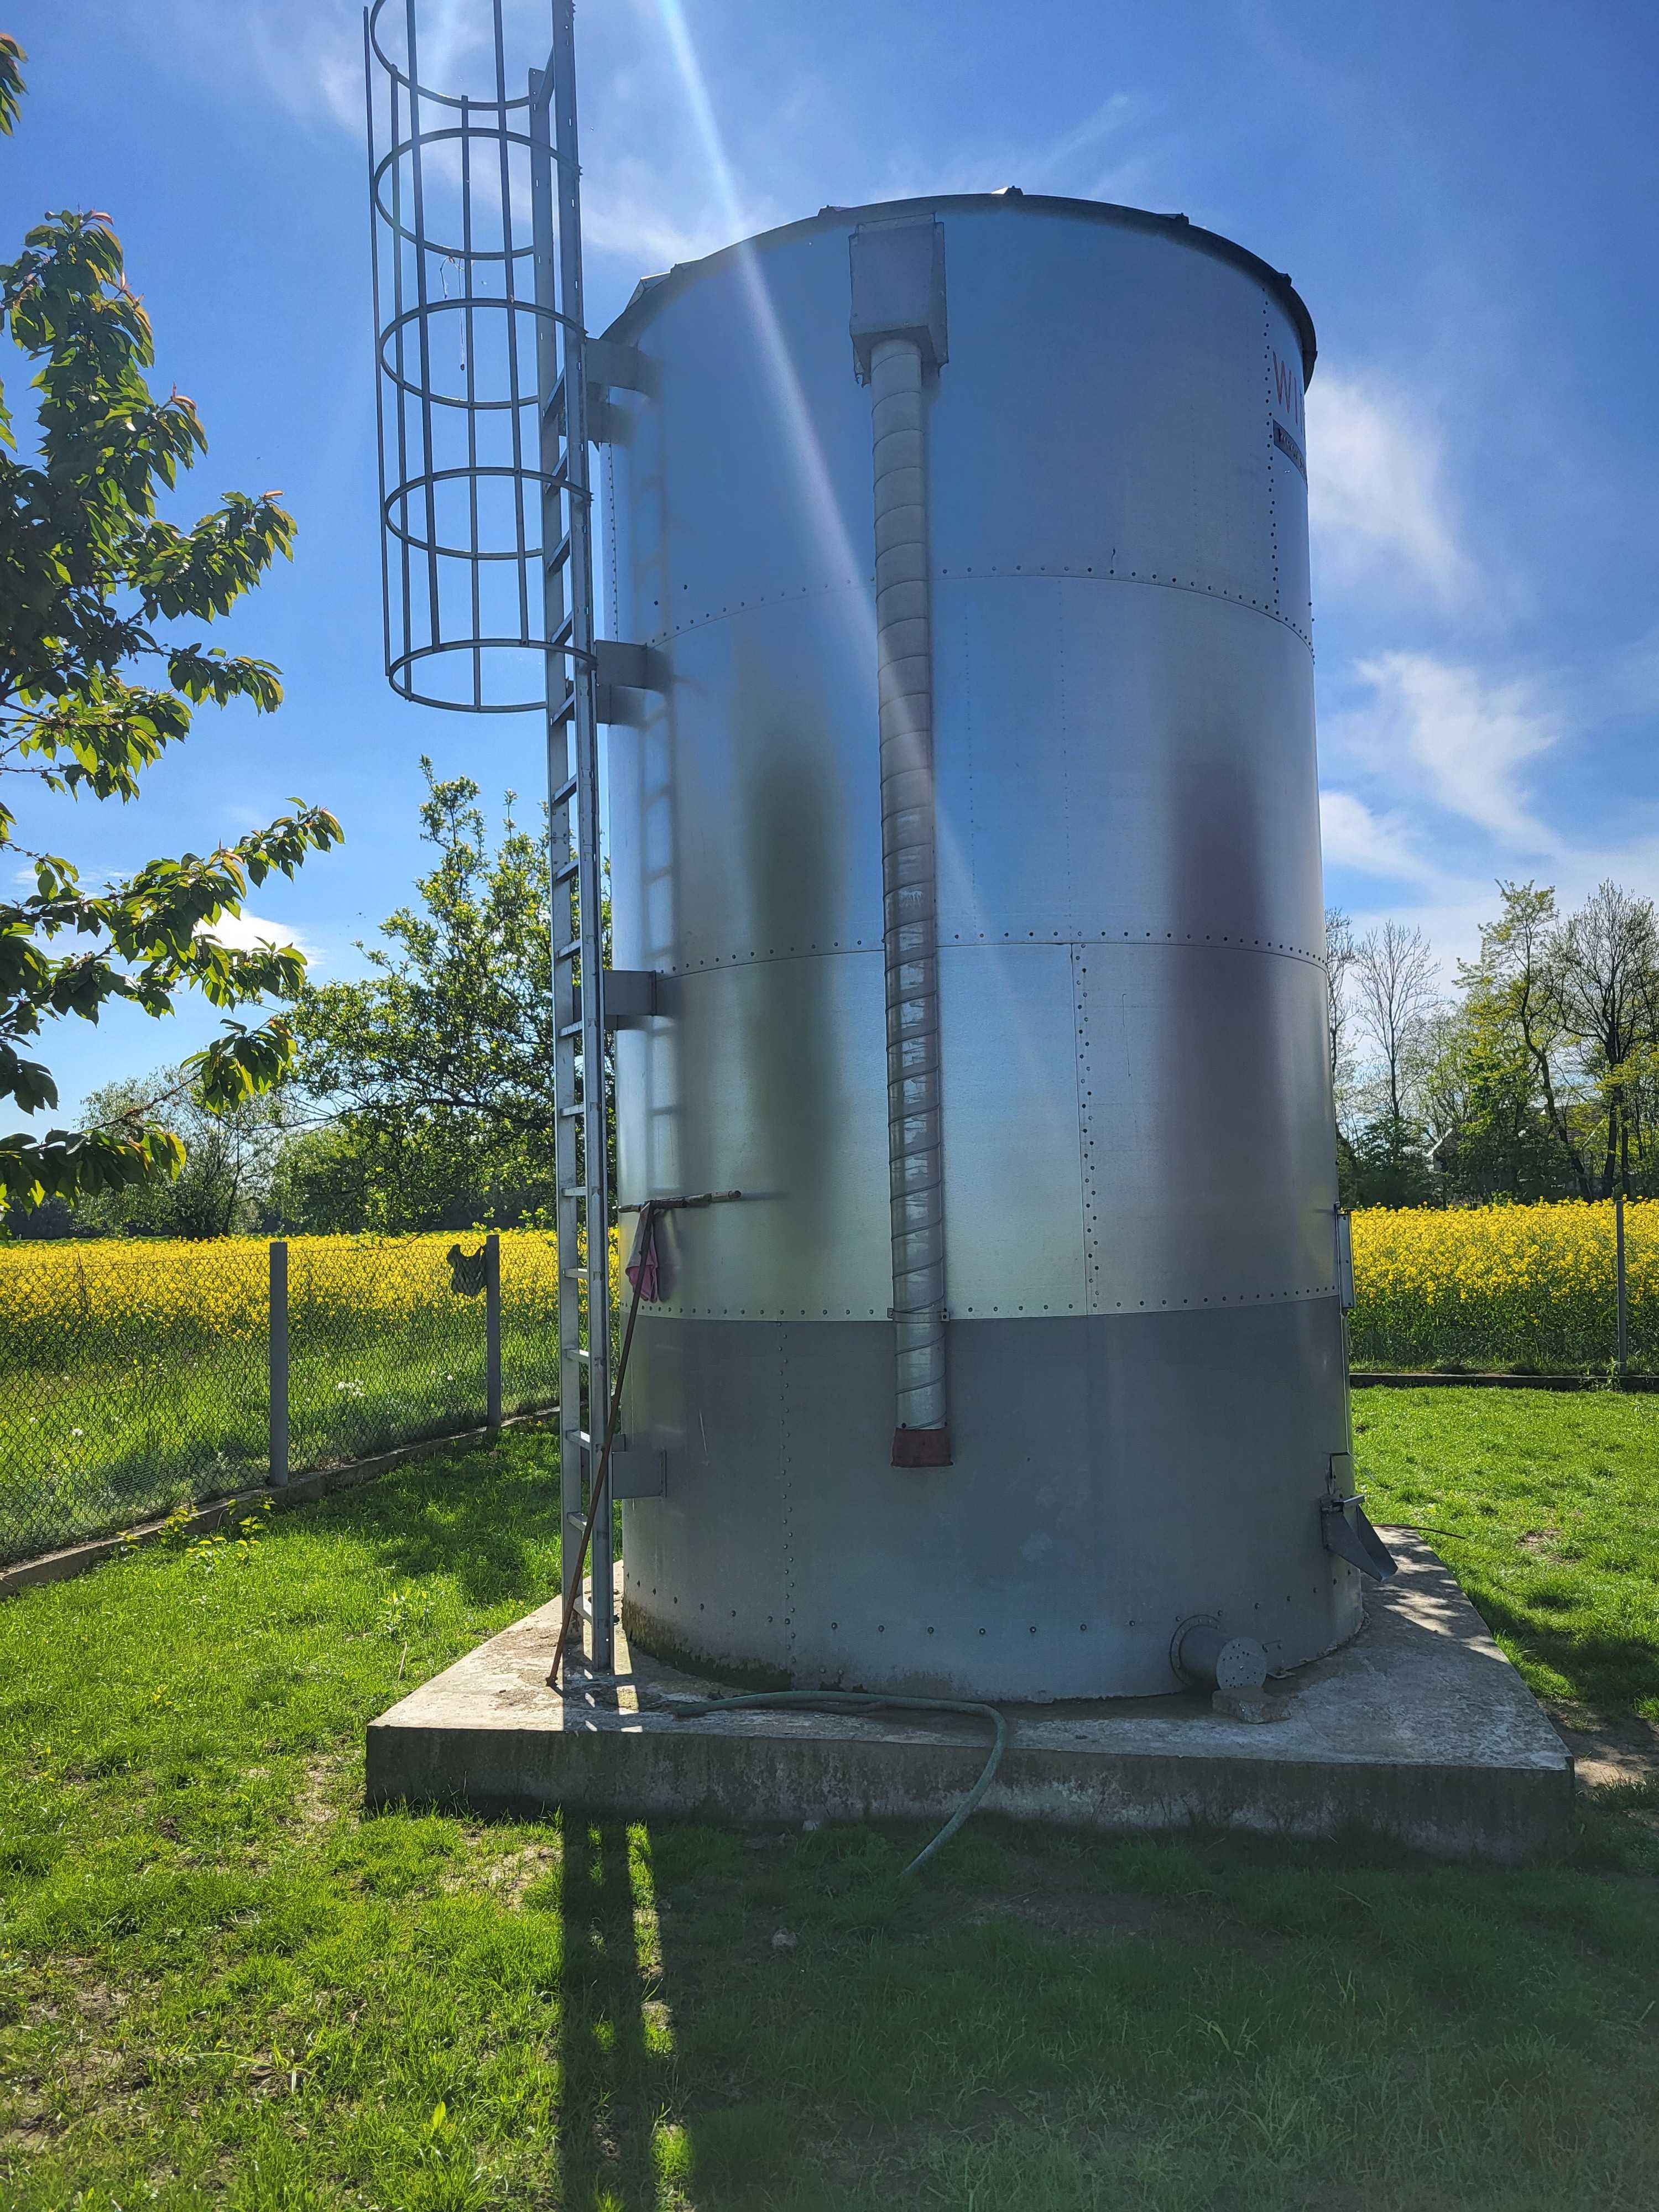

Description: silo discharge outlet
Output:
[1319,1495,1398,1581]
[1172,1618,1269,1693]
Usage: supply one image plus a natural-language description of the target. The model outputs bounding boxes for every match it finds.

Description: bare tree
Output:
[1353,920,1439,1138]
[1548,881,1659,1199]
[1324,906,1356,1088]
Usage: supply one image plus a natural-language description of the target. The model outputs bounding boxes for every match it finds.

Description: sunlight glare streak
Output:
[654,0,1016,1001]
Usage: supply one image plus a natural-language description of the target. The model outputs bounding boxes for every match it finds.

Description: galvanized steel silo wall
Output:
[601,194,1360,1698]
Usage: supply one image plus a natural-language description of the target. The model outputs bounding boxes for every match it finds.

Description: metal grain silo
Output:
[599,191,1366,1699]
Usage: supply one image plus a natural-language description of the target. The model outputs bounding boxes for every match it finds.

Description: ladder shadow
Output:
[551,1811,667,2208]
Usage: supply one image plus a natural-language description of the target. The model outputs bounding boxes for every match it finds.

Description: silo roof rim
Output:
[604,191,1316,386]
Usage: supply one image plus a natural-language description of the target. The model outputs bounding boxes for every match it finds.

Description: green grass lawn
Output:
[4,1398,1659,2209]
[1356,1387,1659,1721]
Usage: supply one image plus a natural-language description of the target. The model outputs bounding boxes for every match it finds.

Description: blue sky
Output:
[6,0,1658,1118]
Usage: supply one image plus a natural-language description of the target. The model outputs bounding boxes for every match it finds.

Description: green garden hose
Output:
[658,1689,1008,1876]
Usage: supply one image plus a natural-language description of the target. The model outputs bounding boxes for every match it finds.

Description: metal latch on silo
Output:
[594,638,669,727]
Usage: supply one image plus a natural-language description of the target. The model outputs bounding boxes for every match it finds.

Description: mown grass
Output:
[3,1402,1659,2208]
[1356,1386,1659,1720]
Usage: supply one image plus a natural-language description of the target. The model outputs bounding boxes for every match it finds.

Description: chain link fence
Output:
[0,1230,562,1564]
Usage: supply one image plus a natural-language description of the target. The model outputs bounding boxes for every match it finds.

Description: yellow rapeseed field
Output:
[1349,1199,1653,1371]
[0,1229,578,1366]
[0,1207,1643,1378]
[0,1227,633,1563]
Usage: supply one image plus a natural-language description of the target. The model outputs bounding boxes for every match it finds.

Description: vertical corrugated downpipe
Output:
[870,334,950,1467]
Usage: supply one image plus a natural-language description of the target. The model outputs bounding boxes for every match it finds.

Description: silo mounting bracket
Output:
[585,340,656,446]
[596,638,669,724]
[582,1438,666,1499]
[585,336,658,396]
[604,969,662,1028]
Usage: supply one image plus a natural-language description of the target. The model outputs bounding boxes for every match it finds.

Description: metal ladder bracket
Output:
[583,1438,667,1499]
[604,968,662,1029]
[584,345,655,448]
[588,395,632,447]
[595,638,669,725]
[585,335,658,396]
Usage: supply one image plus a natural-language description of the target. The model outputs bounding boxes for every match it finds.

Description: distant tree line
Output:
[1332,880,1659,1208]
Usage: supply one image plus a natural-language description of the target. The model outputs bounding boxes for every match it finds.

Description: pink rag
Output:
[625,1209,661,1302]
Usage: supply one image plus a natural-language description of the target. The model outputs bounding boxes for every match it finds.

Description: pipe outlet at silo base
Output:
[602,191,1363,1700]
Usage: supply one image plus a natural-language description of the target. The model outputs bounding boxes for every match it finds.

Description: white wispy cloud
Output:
[195,910,312,958]
[1318,790,1441,886]
[162,0,366,131]
[1340,651,1559,853]
[1307,371,1470,609]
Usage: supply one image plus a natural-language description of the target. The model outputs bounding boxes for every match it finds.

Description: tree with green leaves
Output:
[0,35,340,1208]
[74,1064,295,1238]
[286,764,571,1232]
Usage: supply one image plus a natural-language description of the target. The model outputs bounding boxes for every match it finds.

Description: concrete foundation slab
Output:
[367,1532,1574,1861]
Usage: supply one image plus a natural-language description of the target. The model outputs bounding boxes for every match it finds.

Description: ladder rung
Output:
[550,773,578,808]
[550,613,575,647]
[561,1267,586,1282]
[558,1019,584,1039]
[554,935,581,963]
[560,1184,592,1199]
[558,1103,584,1120]
[551,858,579,885]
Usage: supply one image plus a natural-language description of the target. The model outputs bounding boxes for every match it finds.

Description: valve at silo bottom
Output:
[1171,1618,1269,1694]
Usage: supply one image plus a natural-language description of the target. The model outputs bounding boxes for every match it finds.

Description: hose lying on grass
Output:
[654,1689,1008,1876]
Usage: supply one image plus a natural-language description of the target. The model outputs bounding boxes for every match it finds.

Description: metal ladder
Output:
[530,8,613,1673]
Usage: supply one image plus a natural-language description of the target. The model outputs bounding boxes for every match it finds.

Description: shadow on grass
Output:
[551,1818,665,2210]
[1459,1576,1659,1715]
[547,1819,817,2210]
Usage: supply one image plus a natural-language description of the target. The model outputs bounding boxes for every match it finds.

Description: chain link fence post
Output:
[269,1239,290,1486]
[486,1231,502,1434]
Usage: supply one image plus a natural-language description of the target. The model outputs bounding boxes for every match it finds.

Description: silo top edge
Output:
[601,191,1317,386]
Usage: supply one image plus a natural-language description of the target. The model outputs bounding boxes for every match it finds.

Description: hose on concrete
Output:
[658,1688,1006,1876]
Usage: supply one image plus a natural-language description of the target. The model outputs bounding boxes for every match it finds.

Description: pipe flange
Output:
[1171,1614,1268,1692]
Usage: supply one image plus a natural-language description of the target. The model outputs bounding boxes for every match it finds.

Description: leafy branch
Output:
[0,41,340,1206]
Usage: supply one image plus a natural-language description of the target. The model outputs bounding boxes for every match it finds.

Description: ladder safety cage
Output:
[363,0,616,1669]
